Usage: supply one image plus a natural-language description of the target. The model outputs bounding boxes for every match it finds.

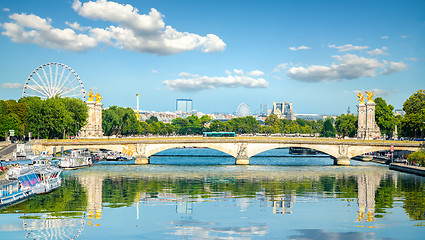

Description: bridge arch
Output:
[144,143,238,159]
[247,143,337,159]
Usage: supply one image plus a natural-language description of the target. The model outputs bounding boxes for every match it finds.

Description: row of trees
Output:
[101,90,424,139]
[0,97,88,139]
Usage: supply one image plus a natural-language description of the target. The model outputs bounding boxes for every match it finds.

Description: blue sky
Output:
[0,0,424,115]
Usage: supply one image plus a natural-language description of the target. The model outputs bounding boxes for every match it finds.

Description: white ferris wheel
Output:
[22,62,86,100]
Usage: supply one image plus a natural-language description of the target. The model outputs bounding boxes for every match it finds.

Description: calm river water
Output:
[1,148,424,240]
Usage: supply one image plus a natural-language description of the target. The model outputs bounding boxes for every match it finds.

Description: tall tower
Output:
[365,100,381,139]
[357,91,381,140]
[79,90,103,138]
[136,94,141,121]
[357,103,366,139]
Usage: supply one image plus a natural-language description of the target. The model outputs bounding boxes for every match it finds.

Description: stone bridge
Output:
[31,137,422,165]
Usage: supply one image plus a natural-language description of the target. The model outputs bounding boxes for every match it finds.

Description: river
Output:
[0,148,424,239]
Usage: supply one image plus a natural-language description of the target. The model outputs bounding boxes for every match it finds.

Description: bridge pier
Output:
[135,157,150,165]
[235,157,249,165]
[333,157,351,166]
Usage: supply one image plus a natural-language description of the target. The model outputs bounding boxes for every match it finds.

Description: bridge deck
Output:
[33,136,422,147]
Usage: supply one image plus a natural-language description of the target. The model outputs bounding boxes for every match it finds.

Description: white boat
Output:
[59,149,92,170]
[0,179,34,208]
[7,165,62,195]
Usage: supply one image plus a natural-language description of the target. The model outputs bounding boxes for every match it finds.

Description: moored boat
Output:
[289,147,317,155]
[0,179,34,209]
[7,165,62,195]
[59,149,92,170]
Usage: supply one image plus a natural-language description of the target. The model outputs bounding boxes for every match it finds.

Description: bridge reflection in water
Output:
[76,166,388,226]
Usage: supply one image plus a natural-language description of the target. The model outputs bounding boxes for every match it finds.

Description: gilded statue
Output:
[365,91,375,103]
[95,92,103,103]
[356,92,365,104]
[87,89,95,102]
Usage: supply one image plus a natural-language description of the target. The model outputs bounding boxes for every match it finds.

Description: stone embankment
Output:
[389,163,425,177]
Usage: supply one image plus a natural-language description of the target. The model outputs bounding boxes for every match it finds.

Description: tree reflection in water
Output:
[0,165,424,239]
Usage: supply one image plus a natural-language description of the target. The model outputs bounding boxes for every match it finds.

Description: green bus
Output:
[203,132,236,137]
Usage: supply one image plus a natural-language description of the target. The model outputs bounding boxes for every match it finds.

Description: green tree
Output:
[171,117,190,134]
[321,118,336,137]
[407,149,425,166]
[200,115,212,125]
[375,97,395,137]
[146,116,158,124]
[335,114,357,137]
[401,90,425,138]
[102,106,138,136]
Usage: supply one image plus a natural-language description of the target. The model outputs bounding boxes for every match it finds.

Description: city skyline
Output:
[0,0,424,115]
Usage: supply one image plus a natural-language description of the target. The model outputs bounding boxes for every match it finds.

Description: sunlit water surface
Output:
[1,148,424,240]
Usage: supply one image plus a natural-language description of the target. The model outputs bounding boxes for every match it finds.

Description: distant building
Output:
[176,99,193,113]
[296,114,323,121]
[270,101,296,120]
[394,109,405,117]
[259,104,268,116]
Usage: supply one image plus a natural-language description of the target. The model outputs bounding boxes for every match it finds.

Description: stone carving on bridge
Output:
[236,143,249,160]
[135,143,148,159]
[338,144,348,157]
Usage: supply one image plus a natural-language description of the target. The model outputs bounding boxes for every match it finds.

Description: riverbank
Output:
[389,163,425,177]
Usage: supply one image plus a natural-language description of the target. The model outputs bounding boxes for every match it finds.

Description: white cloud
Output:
[1,0,226,55]
[65,21,89,31]
[273,63,288,72]
[353,88,389,96]
[3,8,10,12]
[381,61,407,75]
[328,44,369,52]
[178,72,199,78]
[401,35,408,39]
[381,36,388,39]
[289,45,311,51]
[367,47,388,56]
[405,57,420,61]
[152,69,159,74]
[72,0,164,33]
[233,69,244,75]
[247,70,264,77]
[0,83,24,89]
[1,13,98,52]
[287,54,385,82]
[163,70,269,91]
[71,0,226,55]
[371,88,390,96]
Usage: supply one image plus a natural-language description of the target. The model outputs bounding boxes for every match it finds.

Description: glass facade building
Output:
[176,99,193,113]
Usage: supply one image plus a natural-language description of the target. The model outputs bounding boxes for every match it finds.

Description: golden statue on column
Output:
[356,92,365,104]
[95,93,103,103]
[365,91,375,103]
[87,90,95,102]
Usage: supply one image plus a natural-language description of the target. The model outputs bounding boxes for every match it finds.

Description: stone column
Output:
[235,143,249,165]
[80,100,95,137]
[334,157,350,165]
[357,103,366,139]
[94,102,103,137]
[134,143,150,165]
[135,158,150,165]
[366,102,381,139]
